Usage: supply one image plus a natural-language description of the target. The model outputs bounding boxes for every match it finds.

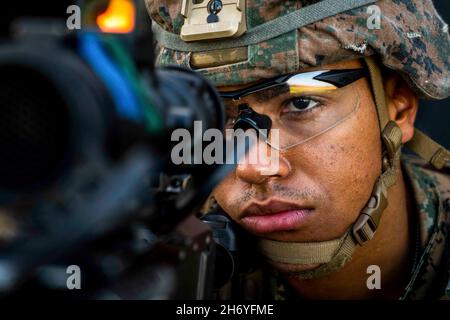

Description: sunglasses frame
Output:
[219,68,368,100]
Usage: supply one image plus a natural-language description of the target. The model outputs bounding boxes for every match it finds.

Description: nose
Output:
[235,138,291,185]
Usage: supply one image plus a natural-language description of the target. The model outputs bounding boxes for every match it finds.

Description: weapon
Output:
[0,0,256,299]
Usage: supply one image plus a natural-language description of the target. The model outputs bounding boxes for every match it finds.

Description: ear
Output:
[383,73,418,144]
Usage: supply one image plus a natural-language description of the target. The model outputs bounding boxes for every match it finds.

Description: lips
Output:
[240,200,313,234]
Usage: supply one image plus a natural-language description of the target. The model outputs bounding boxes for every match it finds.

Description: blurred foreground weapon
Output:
[0,0,254,299]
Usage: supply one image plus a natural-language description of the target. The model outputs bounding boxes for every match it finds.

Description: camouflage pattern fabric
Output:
[266,154,450,300]
[399,154,449,299]
[147,0,450,100]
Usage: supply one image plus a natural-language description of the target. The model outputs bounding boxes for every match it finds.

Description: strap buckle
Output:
[352,180,388,245]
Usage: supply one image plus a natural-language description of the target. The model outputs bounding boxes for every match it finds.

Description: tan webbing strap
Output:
[286,233,357,279]
[364,57,390,131]
[406,128,450,169]
[363,58,403,191]
[380,120,403,188]
[381,121,403,162]
[364,57,403,190]
[258,231,348,265]
[258,230,357,279]
[351,178,388,245]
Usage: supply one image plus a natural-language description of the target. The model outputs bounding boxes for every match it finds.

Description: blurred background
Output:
[1,0,449,148]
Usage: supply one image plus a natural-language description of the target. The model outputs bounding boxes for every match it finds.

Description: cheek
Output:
[300,98,382,234]
[212,173,243,219]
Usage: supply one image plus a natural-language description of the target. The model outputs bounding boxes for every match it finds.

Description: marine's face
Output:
[213,59,382,271]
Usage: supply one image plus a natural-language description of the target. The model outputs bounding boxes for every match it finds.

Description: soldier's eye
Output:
[283,97,321,113]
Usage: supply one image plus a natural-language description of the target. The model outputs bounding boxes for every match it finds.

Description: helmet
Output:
[148,0,449,99]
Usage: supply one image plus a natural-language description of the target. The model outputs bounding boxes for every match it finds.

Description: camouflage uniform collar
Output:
[399,155,449,300]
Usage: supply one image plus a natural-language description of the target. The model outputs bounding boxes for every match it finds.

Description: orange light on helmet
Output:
[96,0,135,34]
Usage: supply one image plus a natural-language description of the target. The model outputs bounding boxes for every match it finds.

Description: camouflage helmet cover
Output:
[147,0,450,100]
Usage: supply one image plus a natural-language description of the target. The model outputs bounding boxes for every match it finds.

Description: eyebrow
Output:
[253,85,290,103]
[224,85,291,113]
